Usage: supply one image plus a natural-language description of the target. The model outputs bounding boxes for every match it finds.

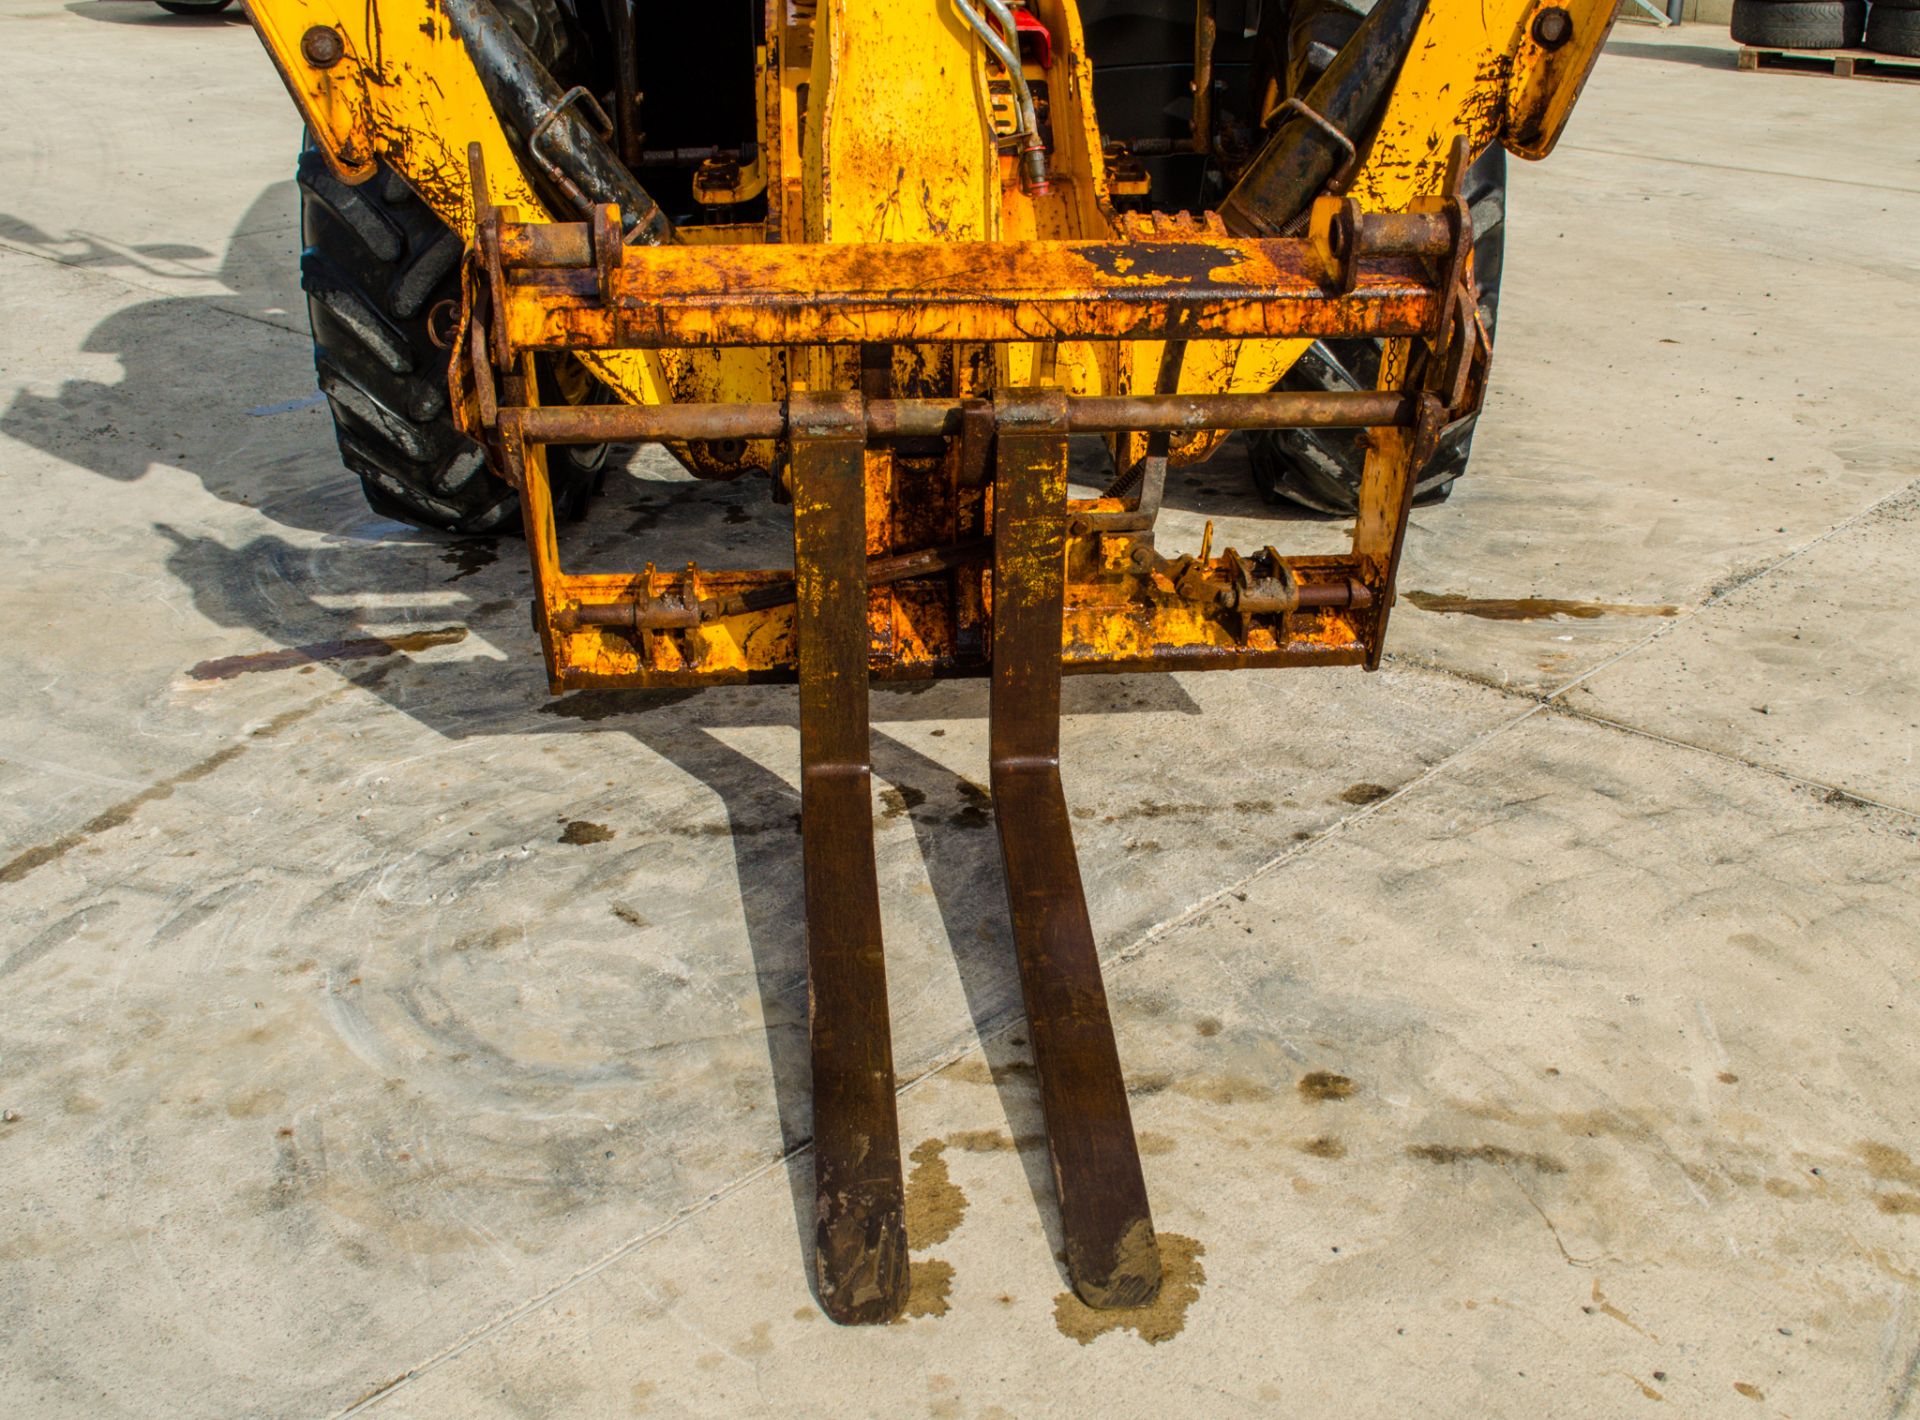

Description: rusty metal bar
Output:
[990,390,1162,1310]
[790,392,908,1326]
[1358,209,1454,259]
[1191,0,1216,157]
[495,232,1443,348]
[506,389,1412,446]
[557,538,996,630]
[609,0,639,167]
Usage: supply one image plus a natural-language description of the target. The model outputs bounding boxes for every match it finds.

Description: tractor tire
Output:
[297,148,611,535]
[1729,0,1867,48]
[1248,145,1507,515]
[1866,5,1920,55]
[295,0,605,535]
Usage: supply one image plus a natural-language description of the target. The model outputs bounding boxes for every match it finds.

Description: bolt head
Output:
[1532,6,1573,50]
[301,25,346,68]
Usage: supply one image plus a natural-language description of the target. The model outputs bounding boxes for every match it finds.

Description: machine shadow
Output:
[0,184,359,536]
[157,485,1201,1290]
[60,182,1313,1286]
[1602,38,1742,71]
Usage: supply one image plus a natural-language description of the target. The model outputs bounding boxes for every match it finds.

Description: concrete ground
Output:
[2,7,1917,1417]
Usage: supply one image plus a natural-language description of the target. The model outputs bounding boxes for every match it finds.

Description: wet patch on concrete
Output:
[946,1128,1039,1153]
[1297,1071,1355,1102]
[440,540,499,582]
[1339,782,1393,805]
[1406,1142,1567,1175]
[1405,591,1679,622]
[1088,799,1276,824]
[879,785,927,820]
[188,626,466,680]
[901,1258,955,1320]
[1052,1233,1206,1346]
[559,821,615,846]
[905,1139,967,1248]
[949,779,992,829]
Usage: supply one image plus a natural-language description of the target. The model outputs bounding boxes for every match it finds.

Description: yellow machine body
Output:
[242,0,1615,694]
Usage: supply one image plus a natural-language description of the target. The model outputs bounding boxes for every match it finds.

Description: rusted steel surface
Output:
[790,394,909,1326]
[495,234,1444,350]
[990,392,1161,1309]
[532,545,1375,690]
[508,390,1412,447]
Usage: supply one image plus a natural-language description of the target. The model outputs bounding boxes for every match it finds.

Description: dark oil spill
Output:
[1298,1135,1346,1159]
[1406,1142,1566,1175]
[538,688,701,721]
[904,1139,968,1248]
[1052,1234,1206,1346]
[1098,798,1274,824]
[1405,592,1679,622]
[1339,782,1393,805]
[189,626,467,680]
[1298,1071,1355,1102]
[441,540,499,582]
[949,778,992,829]
[879,785,927,820]
[723,505,752,525]
[558,820,615,846]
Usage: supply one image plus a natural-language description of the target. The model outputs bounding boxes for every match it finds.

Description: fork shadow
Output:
[157,485,1198,1295]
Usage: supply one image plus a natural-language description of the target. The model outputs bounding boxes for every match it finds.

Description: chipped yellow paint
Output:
[243,0,1613,691]
[249,0,1611,423]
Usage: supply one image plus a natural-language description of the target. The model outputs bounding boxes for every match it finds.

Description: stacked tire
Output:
[1866,0,1920,56]
[1731,0,1920,61]
[1729,0,1866,46]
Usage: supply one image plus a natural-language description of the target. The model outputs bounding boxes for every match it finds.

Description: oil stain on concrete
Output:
[1052,1234,1206,1346]
[188,626,467,679]
[1297,1071,1355,1101]
[901,1259,956,1321]
[905,1139,967,1248]
[1405,592,1679,622]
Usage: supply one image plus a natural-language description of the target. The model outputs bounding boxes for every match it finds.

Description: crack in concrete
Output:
[0,690,340,893]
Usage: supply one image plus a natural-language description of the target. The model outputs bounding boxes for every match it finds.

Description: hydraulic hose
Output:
[441,0,674,244]
[1216,0,1429,238]
[951,0,1050,192]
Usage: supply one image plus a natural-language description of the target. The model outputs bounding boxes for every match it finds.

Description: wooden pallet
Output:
[1737,45,1920,83]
